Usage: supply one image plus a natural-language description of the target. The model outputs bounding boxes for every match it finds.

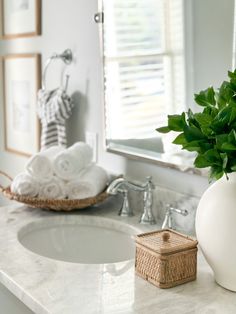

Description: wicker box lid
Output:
[135,229,198,255]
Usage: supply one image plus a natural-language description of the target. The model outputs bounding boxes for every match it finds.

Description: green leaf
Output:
[156,126,170,134]
[193,113,213,135]
[198,141,214,153]
[228,129,236,144]
[228,70,236,82]
[167,113,186,132]
[202,105,218,118]
[216,81,234,109]
[204,149,222,165]
[187,109,200,128]
[209,166,224,181]
[182,141,202,152]
[229,107,236,124]
[218,106,232,120]
[194,149,222,170]
[183,126,206,142]
[194,87,216,107]
[231,165,236,171]
[172,133,187,145]
[194,155,212,168]
[210,106,232,133]
[221,143,236,151]
[215,134,228,149]
[220,153,228,169]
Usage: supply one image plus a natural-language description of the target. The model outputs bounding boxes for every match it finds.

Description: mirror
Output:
[100,0,235,173]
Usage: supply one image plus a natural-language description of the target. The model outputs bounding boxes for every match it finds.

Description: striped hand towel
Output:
[37,88,74,150]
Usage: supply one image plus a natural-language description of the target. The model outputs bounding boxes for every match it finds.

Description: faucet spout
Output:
[107,177,133,216]
[107,177,125,195]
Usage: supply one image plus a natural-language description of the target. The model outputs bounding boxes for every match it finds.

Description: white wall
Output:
[193,0,235,93]
[0,0,234,199]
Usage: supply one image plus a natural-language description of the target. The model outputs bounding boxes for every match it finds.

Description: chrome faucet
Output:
[107,177,132,216]
[107,176,156,224]
[161,204,188,229]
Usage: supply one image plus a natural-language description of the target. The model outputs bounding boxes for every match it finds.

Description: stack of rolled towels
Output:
[11,142,109,199]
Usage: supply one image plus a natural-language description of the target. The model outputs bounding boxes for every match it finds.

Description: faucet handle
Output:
[139,176,156,225]
[167,204,188,216]
[162,204,188,229]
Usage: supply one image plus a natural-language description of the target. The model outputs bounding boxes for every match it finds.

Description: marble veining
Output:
[0,198,235,314]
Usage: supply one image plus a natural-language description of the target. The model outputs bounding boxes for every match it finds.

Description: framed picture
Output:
[2,54,41,156]
[0,0,41,39]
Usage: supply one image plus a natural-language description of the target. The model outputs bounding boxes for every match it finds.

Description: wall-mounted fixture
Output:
[38,49,74,149]
[42,49,73,92]
[94,12,104,23]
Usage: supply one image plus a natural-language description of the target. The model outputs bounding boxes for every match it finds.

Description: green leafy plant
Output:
[156,70,236,181]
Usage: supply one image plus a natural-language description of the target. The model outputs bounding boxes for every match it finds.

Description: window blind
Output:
[103,0,185,140]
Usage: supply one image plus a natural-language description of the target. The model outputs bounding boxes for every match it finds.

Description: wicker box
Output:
[135,229,198,288]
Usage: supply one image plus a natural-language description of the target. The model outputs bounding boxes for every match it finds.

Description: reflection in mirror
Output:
[101,0,235,173]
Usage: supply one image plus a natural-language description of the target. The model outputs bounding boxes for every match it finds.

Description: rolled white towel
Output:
[38,176,66,199]
[70,142,93,162]
[11,172,40,197]
[66,164,108,199]
[26,146,64,181]
[53,142,93,180]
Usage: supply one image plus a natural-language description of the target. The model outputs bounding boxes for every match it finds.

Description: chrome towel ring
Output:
[42,49,73,91]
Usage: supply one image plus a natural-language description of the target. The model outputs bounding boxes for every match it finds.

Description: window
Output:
[103,0,186,141]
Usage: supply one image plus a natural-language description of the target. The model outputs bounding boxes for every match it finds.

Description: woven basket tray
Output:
[0,171,108,211]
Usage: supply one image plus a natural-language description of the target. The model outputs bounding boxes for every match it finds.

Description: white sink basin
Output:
[18,215,141,264]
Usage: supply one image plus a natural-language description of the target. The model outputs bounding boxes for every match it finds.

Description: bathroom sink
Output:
[18,215,141,264]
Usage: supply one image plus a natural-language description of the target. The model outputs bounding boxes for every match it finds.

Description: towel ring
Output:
[42,49,73,91]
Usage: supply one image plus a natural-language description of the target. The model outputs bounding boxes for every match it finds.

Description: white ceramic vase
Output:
[196,172,236,291]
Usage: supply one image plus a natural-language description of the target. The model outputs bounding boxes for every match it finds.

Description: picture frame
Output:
[0,0,41,39]
[2,54,41,157]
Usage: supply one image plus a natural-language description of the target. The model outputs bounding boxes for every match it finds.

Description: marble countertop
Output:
[0,198,236,314]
